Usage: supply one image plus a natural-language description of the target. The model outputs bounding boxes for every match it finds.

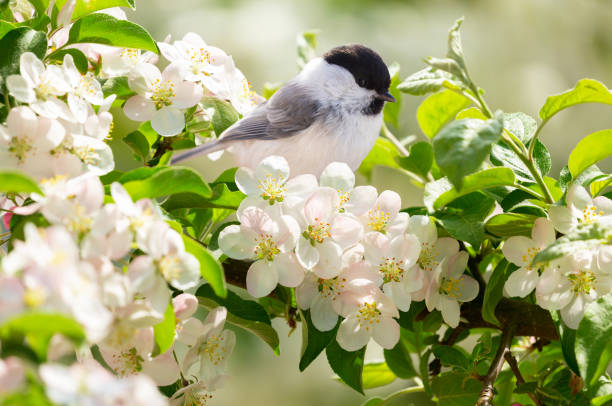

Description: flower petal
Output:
[336,315,370,351]
[320,162,354,191]
[218,224,255,260]
[345,185,377,216]
[548,206,575,234]
[372,316,400,349]
[296,236,320,270]
[502,236,536,266]
[532,217,556,247]
[246,260,279,298]
[312,240,343,279]
[173,81,203,109]
[124,95,155,122]
[504,268,538,298]
[272,252,304,288]
[310,296,339,332]
[439,296,460,328]
[151,106,185,136]
[255,155,290,184]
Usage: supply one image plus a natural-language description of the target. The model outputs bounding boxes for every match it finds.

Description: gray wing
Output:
[217,81,320,144]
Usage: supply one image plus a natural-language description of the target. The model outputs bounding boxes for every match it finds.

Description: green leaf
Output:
[417,90,471,139]
[446,18,466,72]
[396,141,433,178]
[435,192,495,248]
[152,302,175,357]
[397,67,462,96]
[0,21,17,39]
[431,371,481,406]
[455,106,487,120]
[481,259,517,325]
[0,170,42,194]
[550,311,580,376]
[568,129,612,178]
[326,340,366,394]
[432,346,470,370]
[100,76,135,99]
[162,183,245,211]
[485,213,539,238]
[200,97,240,135]
[424,177,452,212]
[358,138,400,179]
[361,362,396,389]
[433,112,504,190]
[121,166,213,201]
[296,30,318,70]
[384,337,418,379]
[503,112,537,143]
[123,130,151,162]
[196,284,280,354]
[46,48,89,74]
[433,167,515,209]
[591,174,612,197]
[183,236,226,298]
[299,309,338,372]
[539,79,612,122]
[533,222,610,264]
[0,312,85,360]
[576,294,612,386]
[54,0,135,21]
[491,140,550,183]
[67,13,159,54]
[383,62,402,129]
[0,27,47,77]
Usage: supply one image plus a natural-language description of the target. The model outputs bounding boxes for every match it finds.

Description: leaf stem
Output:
[512,183,545,200]
[3,92,11,111]
[381,122,410,157]
[527,118,549,162]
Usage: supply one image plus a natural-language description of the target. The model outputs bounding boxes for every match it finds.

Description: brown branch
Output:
[476,323,516,406]
[505,353,542,406]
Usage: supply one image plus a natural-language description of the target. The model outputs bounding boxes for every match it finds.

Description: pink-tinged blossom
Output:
[124,62,203,136]
[319,162,377,216]
[359,190,408,236]
[502,217,556,298]
[219,206,304,297]
[0,357,25,395]
[424,251,479,328]
[295,187,363,278]
[336,282,400,351]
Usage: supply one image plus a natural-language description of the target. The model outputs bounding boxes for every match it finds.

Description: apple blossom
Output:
[336,282,400,351]
[170,381,215,406]
[0,357,25,395]
[424,251,479,328]
[6,52,72,120]
[360,190,408,236]
[407,215,461,274]
[124,62,203,136]
[0,106,66,180]
[362,231,422,311]
[548,184,612,234]
[319,161,377,215]
[219,205,304,297]
[62,54,104,123]
[296,261,380,331]
[182,307,235,387]
[502,217,556,298]
[110,182,161,246]
[101,47,159,78]
[536,251,612,329]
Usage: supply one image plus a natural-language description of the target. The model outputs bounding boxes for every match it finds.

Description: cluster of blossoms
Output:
[0,174,235,404]
[219,156,480,351]
[502,185,612,328]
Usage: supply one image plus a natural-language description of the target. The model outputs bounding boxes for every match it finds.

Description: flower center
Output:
[379,257,404,283]
[23,286,46,308]
[150,78,175,109]
[368,205,390,233]
[187,47,214,73]
[337,189,350,212]
[356,301,381,331]
[257,174,286,204]
[65,202,93,234]
[568,269,596,295]
[158,255,182,281]
[75,73,99,98]
[240,78,257,104]
[111,347,143,377]
[439,276,464,299]
[35,77,57,100]
[418,242,439,272]
[521,246,540,270]
[186,390,214,406]
[582,205,604,224]
[120,48,140,65]
[71,144,100,165]
[317,276,346,299]
[8,136,33,162]
[254,234,280,261]
[200,334,228,366]
[304,218,331,245]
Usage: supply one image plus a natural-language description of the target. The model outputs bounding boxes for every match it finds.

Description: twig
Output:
[381,122,410,156]
[476,324,517,406]
[505,352,542,406]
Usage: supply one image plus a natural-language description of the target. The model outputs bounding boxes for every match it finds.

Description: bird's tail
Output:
[171,140,225,164]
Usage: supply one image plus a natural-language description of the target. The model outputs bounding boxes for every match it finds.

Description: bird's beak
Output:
[376,91,396,103]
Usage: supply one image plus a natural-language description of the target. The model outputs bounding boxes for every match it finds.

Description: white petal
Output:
[504,268,538,298]
[456,275,479,302]
[304,187,338,225]
[331,213,363,249]
[383,283,412,312]
[6,75,35,103]
[124,95,155,122]
[142,351,180,386]
[320,162,354,191]
[296,237,320,270]
[391,233,421,268]
[218,225,255,260]
[295,273,318,310]
[310,296,339,331]
[502,236,536,266]
[67,93,89,123]
[336,315,370,351]
[168,253,201,290]
[439,296,460,327]
[372,317,400,349]
[345,185,377,216]
[435,237,460,261]
[532,217,556,247]
[128,62,162,94]
[561,295,587,329]
[234,167,259,195]
[312,241,343,279]
[407,215,437,244]
[567,184,592,213]
[255,155,290,184]
[246,260,279,298]
[20,52,44,86]
[271,252,304,288]
[285,174,318,199]
[548,206,574,234]
[173,81,203,109]
[151,107,185,136]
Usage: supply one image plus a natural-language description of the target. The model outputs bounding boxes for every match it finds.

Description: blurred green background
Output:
[122,1,612,404]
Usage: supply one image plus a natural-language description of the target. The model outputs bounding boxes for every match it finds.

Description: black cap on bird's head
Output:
[323,44,395,103]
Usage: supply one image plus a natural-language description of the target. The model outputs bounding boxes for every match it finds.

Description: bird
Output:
[171,44,395,176]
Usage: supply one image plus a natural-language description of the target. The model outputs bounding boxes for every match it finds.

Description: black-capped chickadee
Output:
[172,44,395,176]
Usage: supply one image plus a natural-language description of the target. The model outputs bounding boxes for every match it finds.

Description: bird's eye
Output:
[357,78,368,87]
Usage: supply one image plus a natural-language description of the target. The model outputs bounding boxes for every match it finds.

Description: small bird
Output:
[172,44,395,176]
